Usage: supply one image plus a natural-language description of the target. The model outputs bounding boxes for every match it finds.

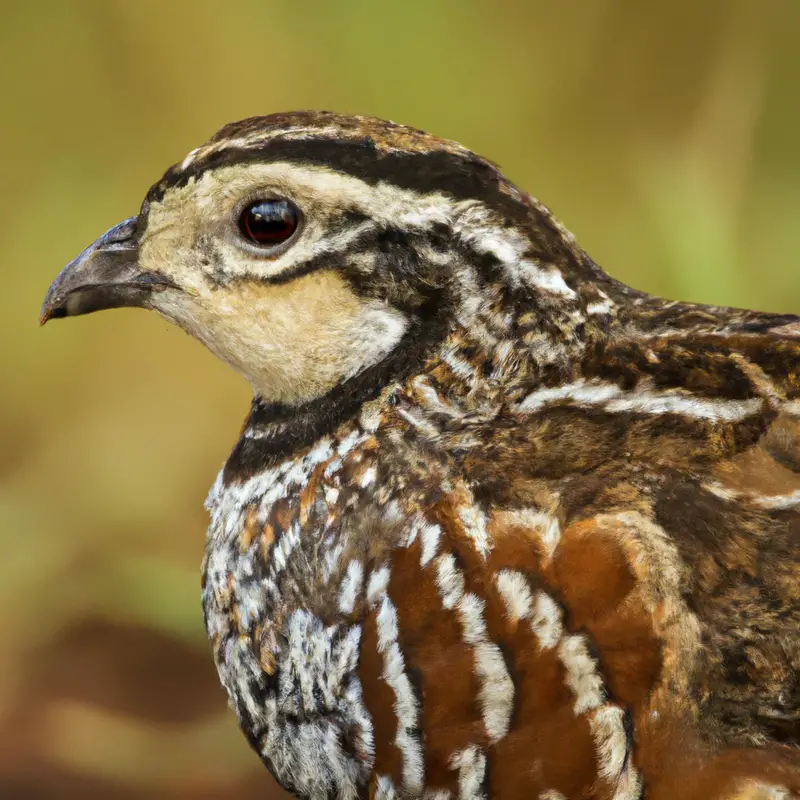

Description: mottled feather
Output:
[44,112,800,799]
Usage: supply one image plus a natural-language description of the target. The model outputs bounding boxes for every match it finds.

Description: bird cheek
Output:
[139,234,200,288]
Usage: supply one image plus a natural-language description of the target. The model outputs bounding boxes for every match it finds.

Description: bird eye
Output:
[238,199,300,247]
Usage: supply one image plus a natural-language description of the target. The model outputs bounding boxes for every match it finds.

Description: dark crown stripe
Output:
[148,137,531,223]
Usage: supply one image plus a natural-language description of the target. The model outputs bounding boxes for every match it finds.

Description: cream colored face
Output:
[136,162,454,405]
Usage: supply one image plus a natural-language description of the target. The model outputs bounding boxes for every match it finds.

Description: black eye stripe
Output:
[238,199,300,246]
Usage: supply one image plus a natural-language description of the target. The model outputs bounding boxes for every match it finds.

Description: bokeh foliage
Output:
[2,1,799,797]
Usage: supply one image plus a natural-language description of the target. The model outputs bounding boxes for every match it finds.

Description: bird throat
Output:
[222,316,447,483]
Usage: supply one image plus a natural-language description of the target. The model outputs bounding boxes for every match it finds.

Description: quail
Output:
[41,112,800,799]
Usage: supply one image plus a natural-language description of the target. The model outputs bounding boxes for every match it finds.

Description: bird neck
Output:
[218,205,634,484]
[221,311,446,482]
[220,278,615,486]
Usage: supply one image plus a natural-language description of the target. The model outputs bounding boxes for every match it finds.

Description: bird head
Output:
[41,112,597,408]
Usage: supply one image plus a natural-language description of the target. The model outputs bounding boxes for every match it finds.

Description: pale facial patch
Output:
[138,161,465,403]
[152,268,408,404]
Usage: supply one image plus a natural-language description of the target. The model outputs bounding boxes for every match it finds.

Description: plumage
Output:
[42,112,800,799]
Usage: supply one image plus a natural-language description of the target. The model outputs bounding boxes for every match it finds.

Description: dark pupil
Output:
[239,199,298,245]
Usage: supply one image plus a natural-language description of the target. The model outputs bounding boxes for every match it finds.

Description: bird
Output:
[41,111,799,800]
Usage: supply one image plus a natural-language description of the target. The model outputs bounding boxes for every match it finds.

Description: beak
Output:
[40,217,177,325]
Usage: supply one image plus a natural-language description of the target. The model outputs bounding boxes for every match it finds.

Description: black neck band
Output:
[222,313,447,483]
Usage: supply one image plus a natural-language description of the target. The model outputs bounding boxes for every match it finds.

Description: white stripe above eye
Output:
[517,379,764,422]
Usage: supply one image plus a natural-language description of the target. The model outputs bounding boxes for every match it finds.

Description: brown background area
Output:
[2,1,800,797]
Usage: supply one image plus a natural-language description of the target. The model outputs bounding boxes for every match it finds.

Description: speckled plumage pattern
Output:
[44,112,799,799]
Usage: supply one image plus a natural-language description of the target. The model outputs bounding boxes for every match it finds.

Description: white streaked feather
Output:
[449,745,487,800]
[420,523,442,567]
[376,595,425,793]
[558,634,606,715]
[518,377,764,423]
[436,554,466,608]
[338,560,364,614]
[495,569,534,622]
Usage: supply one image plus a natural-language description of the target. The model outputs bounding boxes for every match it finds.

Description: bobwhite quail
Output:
[42,112,799,799]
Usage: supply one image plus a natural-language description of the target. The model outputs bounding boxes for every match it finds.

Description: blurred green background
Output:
[2,1,800,797]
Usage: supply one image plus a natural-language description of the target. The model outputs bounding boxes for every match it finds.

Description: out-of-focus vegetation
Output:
[2,2,799,797]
